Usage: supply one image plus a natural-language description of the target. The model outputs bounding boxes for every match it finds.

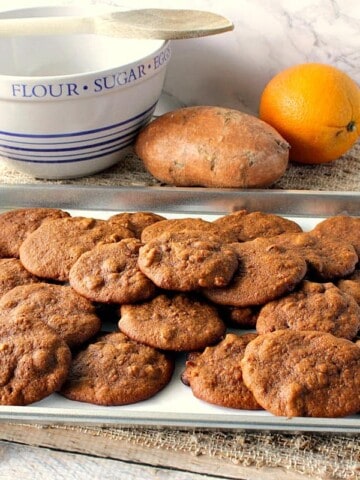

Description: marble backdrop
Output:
[2,0,359,114]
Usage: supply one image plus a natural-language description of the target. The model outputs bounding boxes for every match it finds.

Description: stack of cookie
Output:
[0,207,359,418]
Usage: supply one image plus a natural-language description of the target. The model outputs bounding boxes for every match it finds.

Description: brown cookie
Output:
[0,207,70,258]
[138,235,238,291]
[241,330,360,417]
[256,280,360,340]
[0,315,71,405]
[337,270,360,304]
[141,218,238,243]
[0,283,101,348]
[19,216,134,281]
[214,210,302,242]
[0,258,39,298]
[203,237,307,307]
[119,293,226,351]
[108,212,167,238]
[311,215,360,256]
[268,232,358,280]
[221,306,258,329]
[182,333,261,409]
[60,331,174,405]
[69,238,156,304]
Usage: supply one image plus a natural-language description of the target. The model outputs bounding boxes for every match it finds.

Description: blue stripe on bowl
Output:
[0,135,133,160]
[1,112,152,146]
[0,140,135,164]
[0,130,138,159]
[0,102,157,139]
[0,121,145,154]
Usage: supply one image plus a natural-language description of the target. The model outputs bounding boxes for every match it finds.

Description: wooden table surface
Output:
[0,422,314,480]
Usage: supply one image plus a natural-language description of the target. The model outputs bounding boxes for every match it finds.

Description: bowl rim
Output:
[0,39,170,83]
[0,5,170,82]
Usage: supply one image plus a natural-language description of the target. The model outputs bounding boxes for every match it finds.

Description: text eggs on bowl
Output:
[0,6,171,179]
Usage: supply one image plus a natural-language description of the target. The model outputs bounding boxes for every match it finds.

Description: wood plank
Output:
[0,423,311,480]
[0,440,212,480]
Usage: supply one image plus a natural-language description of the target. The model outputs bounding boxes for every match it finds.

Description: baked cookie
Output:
[241,330,360,417]
[119,293,226,351]
[0,283,101,348]
[337,270,360,304]
[108,212,166,238]
[182,333,261,409]
[256,280,360,340]
[0,258,39,298]
[138,235,238,291]
[268,232,358,280]
[69,238,156,304]
[0,207,70,258]
[60,331,174,405]
[203,237,307,307]
[0,315,71,405]
[214,210,302,242]
[221,306,258,329]
[141,218,238,243]
[19,216,134,281]
[311,215,360,256]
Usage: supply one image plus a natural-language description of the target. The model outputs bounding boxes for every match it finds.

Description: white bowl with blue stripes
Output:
[0,6,171,179]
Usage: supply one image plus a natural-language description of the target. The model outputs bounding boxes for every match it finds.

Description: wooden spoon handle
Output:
[0,16,93,38]
[0,9,234,40]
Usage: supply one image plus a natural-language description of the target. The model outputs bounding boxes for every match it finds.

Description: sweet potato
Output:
[135,106,290,188]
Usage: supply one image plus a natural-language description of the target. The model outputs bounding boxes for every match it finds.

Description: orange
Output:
[259,63,360,164]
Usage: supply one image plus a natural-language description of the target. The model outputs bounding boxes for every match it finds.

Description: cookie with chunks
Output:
[138,234,238,291]
[203,237,307,307]
[19,216,134,281]
[69,238,156,304]
[0,283,101,349]
[0,258,39,298]
[107,212,166,239]
[213,210,302,242]
[268,232,358,281]
[60,331,174,406]
[241,330,360,417]
[0,207,70,258]
[182,333,261,409]
[221,306,258,329]
[141,217,238,243]
[311,215,360,256]
[119,293,226,351]
[0,315,71,405]
[256,280,360,340]
[337,270,360,304]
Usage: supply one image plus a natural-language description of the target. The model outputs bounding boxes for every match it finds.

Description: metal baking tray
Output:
[0,184,360,433]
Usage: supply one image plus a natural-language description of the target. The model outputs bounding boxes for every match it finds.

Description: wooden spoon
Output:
[0,8,234,40]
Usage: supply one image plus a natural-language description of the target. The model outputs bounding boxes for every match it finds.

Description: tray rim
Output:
[1,183,360,433]
[1,183,360,216]
[1,404,360,433]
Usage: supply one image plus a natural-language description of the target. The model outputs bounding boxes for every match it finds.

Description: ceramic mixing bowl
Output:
[0,6,171,178]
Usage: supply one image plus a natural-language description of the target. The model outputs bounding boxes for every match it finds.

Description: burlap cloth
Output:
[1,141,360,479]
[0,140,359,191]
